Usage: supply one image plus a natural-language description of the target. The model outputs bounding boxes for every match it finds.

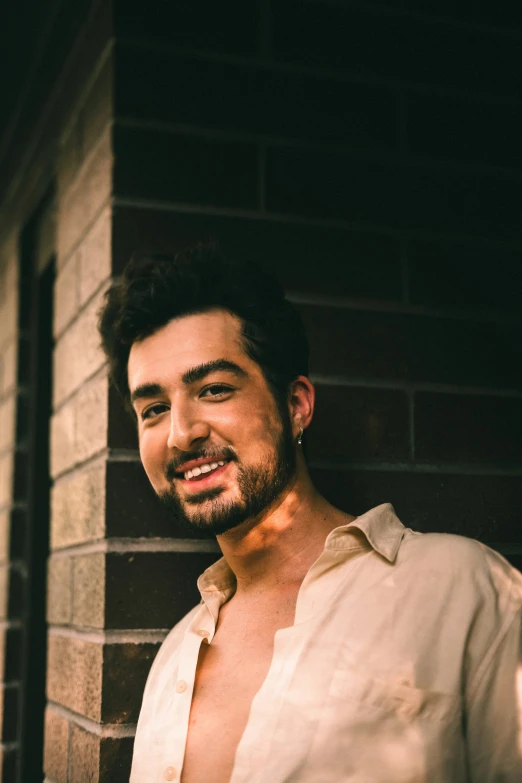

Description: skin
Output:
[127,309,356,783]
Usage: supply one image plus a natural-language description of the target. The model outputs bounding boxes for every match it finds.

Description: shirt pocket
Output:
[328,667,461,724]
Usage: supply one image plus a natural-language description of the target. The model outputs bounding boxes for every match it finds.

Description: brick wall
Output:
[105,4,522,774]
[112,0,522,546]
[0,0,521,780]
[105,3,522,772]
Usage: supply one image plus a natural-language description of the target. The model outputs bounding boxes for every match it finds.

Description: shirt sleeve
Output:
[465,600,522,781]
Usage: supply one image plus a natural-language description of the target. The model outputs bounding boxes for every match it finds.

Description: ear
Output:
[288,376,315,438]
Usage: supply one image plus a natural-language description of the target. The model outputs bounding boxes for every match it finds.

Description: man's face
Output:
[127,309,296,535]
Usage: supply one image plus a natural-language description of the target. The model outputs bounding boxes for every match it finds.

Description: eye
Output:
[141,403,169,421]
[200,384,233,399]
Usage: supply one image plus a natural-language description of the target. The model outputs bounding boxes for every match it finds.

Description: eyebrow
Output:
[130,359,248,406]
[182,358,248,385]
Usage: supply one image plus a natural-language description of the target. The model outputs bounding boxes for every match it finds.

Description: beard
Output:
[157,413,297,536]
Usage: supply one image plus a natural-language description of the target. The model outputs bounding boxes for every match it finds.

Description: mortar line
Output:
[47,701,137,738]
[111,197,522,252]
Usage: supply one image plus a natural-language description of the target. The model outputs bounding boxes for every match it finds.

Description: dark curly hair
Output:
[98,243,309,418]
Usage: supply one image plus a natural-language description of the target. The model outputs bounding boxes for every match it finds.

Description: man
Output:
[99,244,522,783]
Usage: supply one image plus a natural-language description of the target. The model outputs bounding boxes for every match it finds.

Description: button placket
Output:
[163,618,211,780]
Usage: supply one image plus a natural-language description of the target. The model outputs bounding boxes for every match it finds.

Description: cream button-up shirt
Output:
[130,503,522,782]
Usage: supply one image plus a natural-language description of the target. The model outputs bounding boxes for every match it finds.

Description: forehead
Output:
[127,309,249,389]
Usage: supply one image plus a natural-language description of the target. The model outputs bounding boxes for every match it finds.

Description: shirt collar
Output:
[197,502,406,602]
[326,502,406,563]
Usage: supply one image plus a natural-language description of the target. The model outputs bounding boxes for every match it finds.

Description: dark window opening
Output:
[16,194,55,783]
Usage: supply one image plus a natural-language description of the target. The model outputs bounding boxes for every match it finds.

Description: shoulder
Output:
[398,528,522,613]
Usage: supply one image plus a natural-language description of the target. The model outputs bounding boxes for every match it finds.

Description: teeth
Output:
[184,460,227,481]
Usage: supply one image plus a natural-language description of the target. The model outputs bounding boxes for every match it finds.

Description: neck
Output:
[216,456,356,596]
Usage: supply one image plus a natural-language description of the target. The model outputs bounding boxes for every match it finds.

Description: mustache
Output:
[165,445,237,481]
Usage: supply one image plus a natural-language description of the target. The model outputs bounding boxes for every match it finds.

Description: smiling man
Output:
[99,244,522,783]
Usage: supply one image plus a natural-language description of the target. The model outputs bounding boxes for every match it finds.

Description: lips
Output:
[178,461,231,489]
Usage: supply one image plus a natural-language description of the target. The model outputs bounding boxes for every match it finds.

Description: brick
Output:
[116,45,398,150]
[51,374,109,478]
[102,642,159,723]
[53,253,80,336]
[53,0,113,149]
[0,397,15,452]
[115,0,258,55]
[408,242,522,314]
[57,116,83,210]
[105,551,219,629]
[107,385,138,451]
[70,729,133,783]
[406,93,522,169]
[44,708,69,783]
[0,511,8,563]
[57,126,112,266]
[50,401,76,478]
[0,287,17,350]
[53,290,107,406]
[300,304,522,389]
[114,126,258,209]
[0,237,18,290]
[75,374,109,465]
[70,724,99,783]
[47,635,103,721]
[266,146,522,239]
[309,386,410,461]
[54,9,113,204]
[73,553,105,629]
[51,461,106,549]
[272,1,520,97]
[0,454,13,508]
[415,392,522,463]
[112,205,403,301]
[311,467,522,543]
[0,0,110,211]
[47,556,72,625]
[0,340,17,396]
[78,204,112,307]
[105,459,209,539]
[36,196,57,274]
[82,58,113,160]
[100,736,134,783]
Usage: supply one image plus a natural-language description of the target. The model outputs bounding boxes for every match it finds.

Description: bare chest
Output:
[180,596,297,783]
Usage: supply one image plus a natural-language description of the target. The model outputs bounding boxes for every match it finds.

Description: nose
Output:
[166,399,210,452]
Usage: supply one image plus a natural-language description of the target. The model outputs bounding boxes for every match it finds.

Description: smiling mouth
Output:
[177,460,232,485]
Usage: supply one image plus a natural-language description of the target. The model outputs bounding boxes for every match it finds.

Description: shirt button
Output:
[175,679,187,693]
[164,767,176,781]
[195,629,210,638]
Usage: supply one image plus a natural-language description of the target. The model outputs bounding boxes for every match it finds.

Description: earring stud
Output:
[297,426,303,445]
